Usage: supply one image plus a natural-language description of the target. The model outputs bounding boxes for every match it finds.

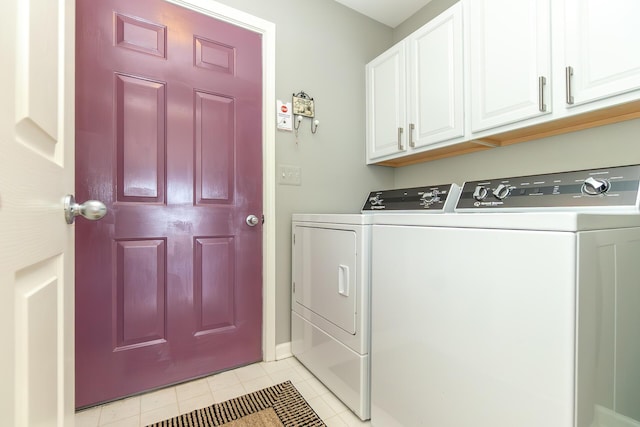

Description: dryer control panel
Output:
[362,184,460,212]
[456,164,640,212]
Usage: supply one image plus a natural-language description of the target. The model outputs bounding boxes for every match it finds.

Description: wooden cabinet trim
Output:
[373,100,640,167]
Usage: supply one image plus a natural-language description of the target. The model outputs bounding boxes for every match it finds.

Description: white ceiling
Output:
[333,0,433,28]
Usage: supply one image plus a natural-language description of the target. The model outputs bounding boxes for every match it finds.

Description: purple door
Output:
[75,0,263,408]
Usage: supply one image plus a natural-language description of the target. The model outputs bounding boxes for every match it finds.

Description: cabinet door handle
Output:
[538,76,547,112]
[409,123,415,148]
[565,66,575,105]
[397,127,404,150]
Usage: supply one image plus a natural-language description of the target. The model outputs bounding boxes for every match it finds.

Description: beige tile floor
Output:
[75,356,371,427]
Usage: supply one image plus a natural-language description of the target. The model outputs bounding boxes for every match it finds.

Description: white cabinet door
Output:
[408,2,464,148]
[563,0,640,107]
[366,3,464,164]
[366,43,407,162]
[469,0,551,132]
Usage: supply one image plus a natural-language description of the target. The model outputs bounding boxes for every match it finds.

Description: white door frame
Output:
[164,0,277,361]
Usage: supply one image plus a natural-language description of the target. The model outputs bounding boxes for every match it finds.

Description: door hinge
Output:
[293,234,296,245]
[292,281,296,293]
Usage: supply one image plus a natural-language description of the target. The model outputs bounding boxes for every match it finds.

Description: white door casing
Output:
[0,0,75,426]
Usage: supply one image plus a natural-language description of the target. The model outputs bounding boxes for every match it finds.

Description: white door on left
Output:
[0,0,75,426]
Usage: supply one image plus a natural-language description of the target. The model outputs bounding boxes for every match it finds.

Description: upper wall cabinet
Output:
[366,3,464,164]
[562,0,640,108]
[408,4,464,149]
[366,0,640,167]
[365,42,407,161]
[468,0,551,133]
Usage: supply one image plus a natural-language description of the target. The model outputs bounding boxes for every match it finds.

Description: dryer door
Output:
[293,225,357,334]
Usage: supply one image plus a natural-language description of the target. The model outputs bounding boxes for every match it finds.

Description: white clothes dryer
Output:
[370,164,640,427]
[291,213,372,420]
[291,184,460,420]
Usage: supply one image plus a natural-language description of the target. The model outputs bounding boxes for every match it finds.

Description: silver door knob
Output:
[246,215,260,227]
[64,194,107,224]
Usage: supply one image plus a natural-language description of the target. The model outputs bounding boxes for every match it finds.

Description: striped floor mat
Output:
[146,381,326,426]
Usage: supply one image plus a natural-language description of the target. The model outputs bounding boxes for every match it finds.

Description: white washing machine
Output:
[370,164,640,427]
[291,184,460,420]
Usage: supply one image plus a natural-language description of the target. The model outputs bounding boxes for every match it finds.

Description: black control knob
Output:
[473,186,488,201]
[493,184,511,200]
[582,177,610,196]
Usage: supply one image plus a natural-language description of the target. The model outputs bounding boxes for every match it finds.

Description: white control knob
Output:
[370,195,383,206]
[421,190,440,204]
[473,186,488,201]
[493,184,511,200]
[582,177,610,196]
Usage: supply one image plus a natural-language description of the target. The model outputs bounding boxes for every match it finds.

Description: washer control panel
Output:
[362,184,460,212]
[456,164,640,212]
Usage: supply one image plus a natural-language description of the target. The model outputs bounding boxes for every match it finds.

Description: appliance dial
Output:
[421,190,441,204]
[369,195,383,205]
[473,186,488,201]
[493,184,511,200]
[582,177,610,196]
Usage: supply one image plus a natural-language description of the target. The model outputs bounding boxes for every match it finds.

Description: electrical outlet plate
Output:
[278,164,301,186]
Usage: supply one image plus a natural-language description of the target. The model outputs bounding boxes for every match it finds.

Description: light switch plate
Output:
[278,165,301,186]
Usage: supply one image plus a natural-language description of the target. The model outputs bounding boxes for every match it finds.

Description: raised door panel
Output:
[194,237,236,333]
[115,74,166,203]
[409,2,464,148]
[114,239,167,349]
[563,0,640,107]
[366,43,406,163]
[469,0,551,132]
[114,12,167,58]
[195,91,235,205]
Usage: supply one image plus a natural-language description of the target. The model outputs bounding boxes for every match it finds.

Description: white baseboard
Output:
[275,342,292,360]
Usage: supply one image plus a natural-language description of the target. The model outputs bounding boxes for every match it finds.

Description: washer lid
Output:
[371,211,640,232]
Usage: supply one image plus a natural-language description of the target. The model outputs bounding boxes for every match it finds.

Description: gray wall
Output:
[212,0,394,345]
[216,0,640,347]
[394,0,457,42]
[393,119,640,189]
[392,0,640,195]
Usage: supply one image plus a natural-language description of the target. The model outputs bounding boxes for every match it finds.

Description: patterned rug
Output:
[146,381,326,426]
